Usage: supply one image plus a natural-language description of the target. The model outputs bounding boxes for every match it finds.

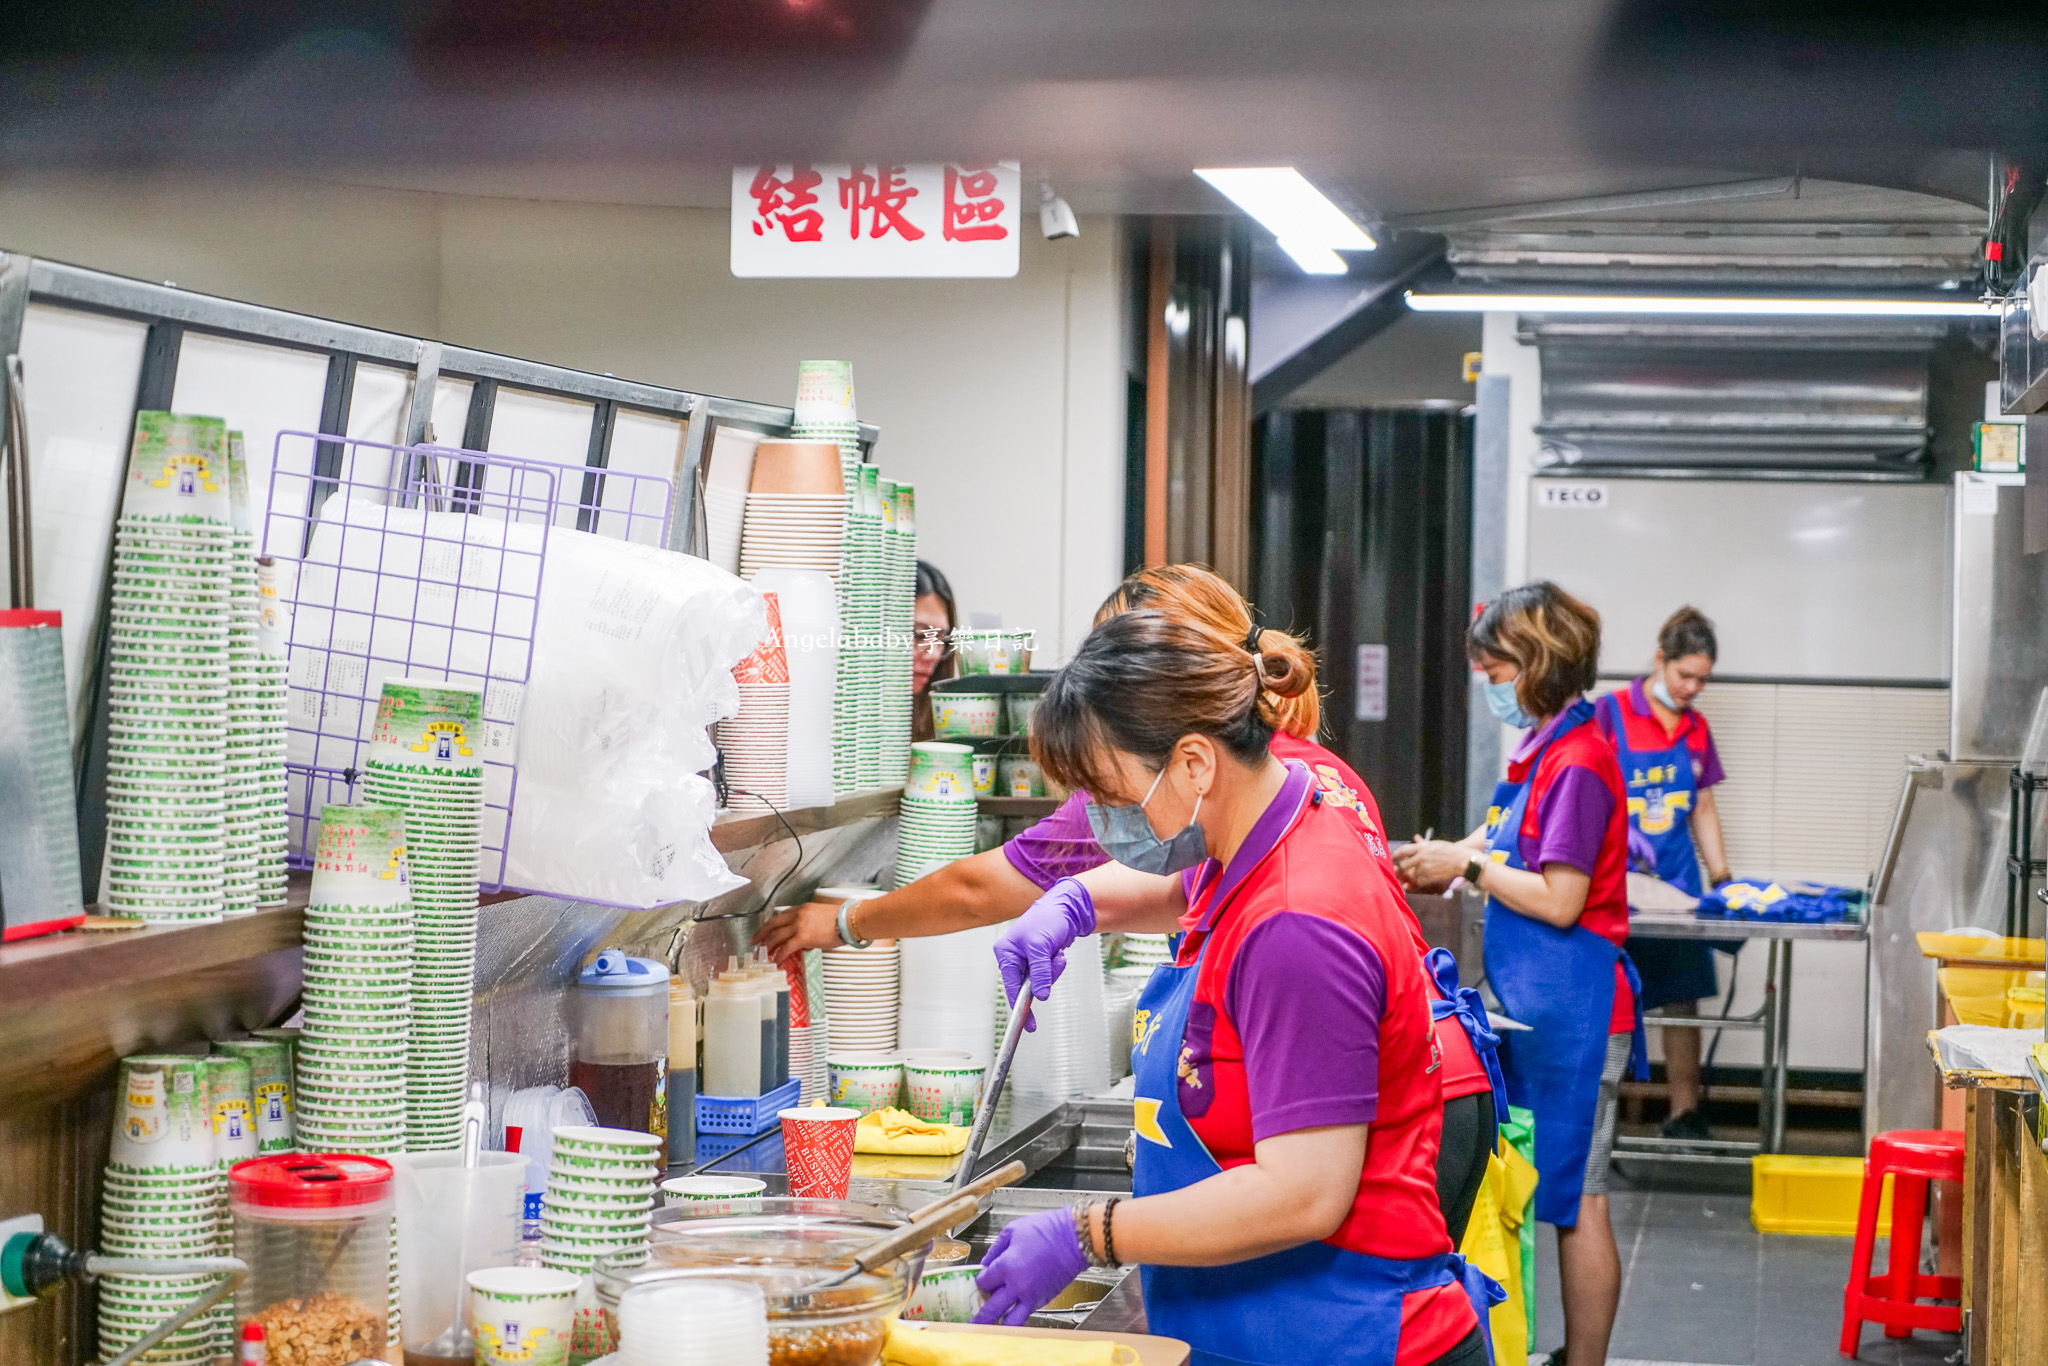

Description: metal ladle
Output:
[416,1082,490,1362]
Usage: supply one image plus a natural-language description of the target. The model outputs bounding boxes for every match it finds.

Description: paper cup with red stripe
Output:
[778,1107,860,1199]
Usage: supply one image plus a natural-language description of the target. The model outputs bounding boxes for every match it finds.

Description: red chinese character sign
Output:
[733,162,1020,277]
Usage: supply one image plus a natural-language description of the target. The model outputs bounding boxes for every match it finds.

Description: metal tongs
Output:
[950,991,1034,1195]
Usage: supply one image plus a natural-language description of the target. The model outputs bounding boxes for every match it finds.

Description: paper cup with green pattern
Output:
[468,1267,579,1366]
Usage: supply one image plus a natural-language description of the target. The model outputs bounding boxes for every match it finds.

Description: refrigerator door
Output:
[1950,471,2048,760]
[1864,756,2022,1141]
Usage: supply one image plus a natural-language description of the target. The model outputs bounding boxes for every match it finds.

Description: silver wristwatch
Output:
[836,898,873,950]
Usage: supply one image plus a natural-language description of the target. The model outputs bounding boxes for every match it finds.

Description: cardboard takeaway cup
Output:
[749,440,845,497]
[778,1106,861,1198]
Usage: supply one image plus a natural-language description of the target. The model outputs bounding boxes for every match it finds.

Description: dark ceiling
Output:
[0,0,2039,223]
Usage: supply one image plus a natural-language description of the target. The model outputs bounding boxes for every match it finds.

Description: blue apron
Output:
[1424,947,1507,1126]
[1132,933,1503,1365]
[1596,688,1732,1011]
[1481,701,1646,1228]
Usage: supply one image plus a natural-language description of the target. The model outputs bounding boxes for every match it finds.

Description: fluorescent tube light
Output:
[1195,168,1377,265]
[1404,291,2000,318]
[1277,240,1349,274]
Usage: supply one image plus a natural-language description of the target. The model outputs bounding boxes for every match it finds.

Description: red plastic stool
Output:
[1839,1129,1965,1357]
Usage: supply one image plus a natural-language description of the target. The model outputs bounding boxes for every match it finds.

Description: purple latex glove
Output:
[974,1206,1090,1326]
[993,878,1096,1031]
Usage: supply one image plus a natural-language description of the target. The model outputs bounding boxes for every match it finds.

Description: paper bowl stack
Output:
[294,803,414,1158]
[538,1126,661,1275]
[359,677,485,1154]
[738,440,846,582]
[897,743,977,888]
[103,411,235,925]
[1116,934,1175,970]
[98,1054,230,1366]
[820,940,901,1053]
[879,482,917,786]
[714,594,792,810]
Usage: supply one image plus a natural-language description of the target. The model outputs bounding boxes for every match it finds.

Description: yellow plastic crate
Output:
[1751,1154,1895,1236]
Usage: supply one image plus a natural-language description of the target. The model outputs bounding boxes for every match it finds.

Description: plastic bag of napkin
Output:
[855,1108,970,1156]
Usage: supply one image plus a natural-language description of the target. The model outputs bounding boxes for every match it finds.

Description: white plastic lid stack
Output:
[1006,934,1111,1104]
[898,924,1000,1056]
[618,1279,768,1366]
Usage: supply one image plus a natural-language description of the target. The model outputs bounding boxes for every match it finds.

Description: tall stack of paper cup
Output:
[853,471,887,791]
[360,678,485,1153]
[254,558,292,905]
[880,482,917,785]
[702,432,759,578]
[749,570,837,809]
[103,412,234,924]
[221,433,264,917]
[715,595,792,810]
[790,359,863,506]
[99,1054,233,1365]
[295,804,414,1157]
[738,440,846,581]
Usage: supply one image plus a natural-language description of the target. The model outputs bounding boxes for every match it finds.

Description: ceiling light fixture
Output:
[1404,291,2001,318]
[1194,167,1375,275]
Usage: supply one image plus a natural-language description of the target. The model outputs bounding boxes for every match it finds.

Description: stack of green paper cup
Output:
[254,558,291,905]
[98,1053,231,1365]
[221,432,264,917]
[538,1126,660,1274]
[104,411,234,924]
[360,677,485,1153]
[855,474,892,789]
[897,742,978,888]
[792,360,866,798]
[790,359,863,504]
[880,482,917,785]
[295,803,414,1158]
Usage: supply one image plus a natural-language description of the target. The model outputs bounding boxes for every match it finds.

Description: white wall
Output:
[0,177,1127,661]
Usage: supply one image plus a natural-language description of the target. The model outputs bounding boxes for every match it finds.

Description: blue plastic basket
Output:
[695,1077,802,1135]
[695,1129,785,1165]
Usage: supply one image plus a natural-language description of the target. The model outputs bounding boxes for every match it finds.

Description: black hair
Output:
[1657,606,1718,664]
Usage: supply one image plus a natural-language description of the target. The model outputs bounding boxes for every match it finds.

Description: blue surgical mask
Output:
[1483,678,1532,729]
[1650,676,1680,711]
[1085,766,1210,875]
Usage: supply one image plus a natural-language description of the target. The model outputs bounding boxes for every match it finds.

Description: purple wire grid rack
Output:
[261,430,675,890]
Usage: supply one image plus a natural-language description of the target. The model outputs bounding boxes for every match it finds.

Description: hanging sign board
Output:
[731,162,1022,278]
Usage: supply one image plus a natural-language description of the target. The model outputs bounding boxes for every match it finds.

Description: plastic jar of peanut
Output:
[230,1154,393,1366]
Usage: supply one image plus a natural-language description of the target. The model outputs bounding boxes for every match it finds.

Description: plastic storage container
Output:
[571,951,671,1137]
[230,1154,394,1364]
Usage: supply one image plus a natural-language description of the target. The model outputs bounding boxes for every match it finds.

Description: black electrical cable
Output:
[690,786,804,923]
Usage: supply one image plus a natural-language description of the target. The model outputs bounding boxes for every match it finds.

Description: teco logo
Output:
[1539,484,1609,509]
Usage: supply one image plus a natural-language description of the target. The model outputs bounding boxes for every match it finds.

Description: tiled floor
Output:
[1528,1163,1959,1366]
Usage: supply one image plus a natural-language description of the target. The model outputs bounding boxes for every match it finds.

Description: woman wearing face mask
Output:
[972,609,1499,1366]
[755,565,1502,1241]
[1393,582,1642,1366]
[1594,606,1732,1142]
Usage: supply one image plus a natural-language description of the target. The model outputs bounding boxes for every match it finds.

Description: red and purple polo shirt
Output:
[1173,761,1477,1364]
[1507,707,1634,1032]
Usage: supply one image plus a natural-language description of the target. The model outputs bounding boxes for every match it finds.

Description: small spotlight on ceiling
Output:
[1194,167,1375,274]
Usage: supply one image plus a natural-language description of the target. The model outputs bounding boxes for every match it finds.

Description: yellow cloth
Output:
[855,1108,970,1155]
[883,1322,1133,1365]
[1458,1134,1540,1366]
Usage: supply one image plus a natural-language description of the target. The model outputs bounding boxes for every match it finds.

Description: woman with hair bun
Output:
[1594,605,1732,1142]
[1394,581,1643,1366]
[754,564,1501,1242]
[973,608,1498,1366]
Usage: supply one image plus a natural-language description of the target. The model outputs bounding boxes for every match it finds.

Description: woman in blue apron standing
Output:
[972,608,1499,1366]
[1594,606,1732,1142]
[1395,582,1643,1366]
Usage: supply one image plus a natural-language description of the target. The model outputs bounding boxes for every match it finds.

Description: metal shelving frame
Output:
[0,249,878,896]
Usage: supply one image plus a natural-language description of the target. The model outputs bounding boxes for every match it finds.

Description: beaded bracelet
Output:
[1102,1197,1123,1268]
